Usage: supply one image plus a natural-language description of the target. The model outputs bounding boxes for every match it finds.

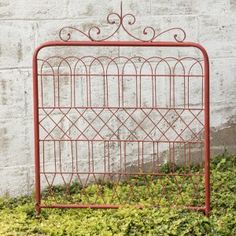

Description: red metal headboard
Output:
[33,2,210,215]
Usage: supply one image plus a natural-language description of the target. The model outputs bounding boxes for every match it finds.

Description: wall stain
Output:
[0,127,9,151]
[17,41,23,63]
[0,2,9,7]
[230,0,236,10]
[86,4,94,16]
[0,80,7,105]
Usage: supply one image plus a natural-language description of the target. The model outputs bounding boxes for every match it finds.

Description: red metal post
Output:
[202,48,210,216]
[33,49,41,214]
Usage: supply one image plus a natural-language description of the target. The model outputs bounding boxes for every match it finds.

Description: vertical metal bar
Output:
[203,48,210,216]
[33,50,41,214]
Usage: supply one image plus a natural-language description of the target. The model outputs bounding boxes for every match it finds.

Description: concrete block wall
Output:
[0,0,236,196]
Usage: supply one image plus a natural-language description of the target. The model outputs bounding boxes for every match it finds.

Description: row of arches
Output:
[38,56,204,109]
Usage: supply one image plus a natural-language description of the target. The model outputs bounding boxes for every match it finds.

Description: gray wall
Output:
[0,0,236,196]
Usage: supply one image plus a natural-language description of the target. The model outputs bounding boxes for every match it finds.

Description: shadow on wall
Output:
[211,121,236,155]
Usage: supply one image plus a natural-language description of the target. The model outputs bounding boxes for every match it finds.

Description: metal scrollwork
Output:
[59,1,186,42]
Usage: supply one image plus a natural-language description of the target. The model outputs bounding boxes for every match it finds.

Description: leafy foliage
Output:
[0,152,235,235]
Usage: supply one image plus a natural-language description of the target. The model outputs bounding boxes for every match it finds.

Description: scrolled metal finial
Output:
[59,1,186,42]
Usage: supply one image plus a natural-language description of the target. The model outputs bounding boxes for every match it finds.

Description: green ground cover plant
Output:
[0,152,235,235]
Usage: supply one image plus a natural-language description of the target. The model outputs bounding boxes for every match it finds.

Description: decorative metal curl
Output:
[59,1,186,42]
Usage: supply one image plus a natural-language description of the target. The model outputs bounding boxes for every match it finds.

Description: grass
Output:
[0,152,235,235]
